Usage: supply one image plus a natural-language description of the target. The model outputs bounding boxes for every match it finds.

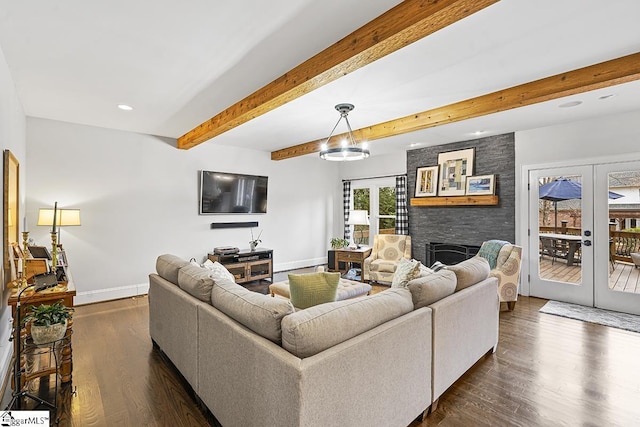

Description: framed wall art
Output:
[3,150,19,287]
[415,166,439,197]
[437,148,474,196]
[465,174,495,195]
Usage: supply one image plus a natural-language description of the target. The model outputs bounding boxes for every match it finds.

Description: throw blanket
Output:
[477,240,510,269]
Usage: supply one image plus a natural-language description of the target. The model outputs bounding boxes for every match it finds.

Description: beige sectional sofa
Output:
[148,255,499,426]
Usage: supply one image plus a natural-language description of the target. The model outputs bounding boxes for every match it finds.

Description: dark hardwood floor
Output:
[6,273,640,426]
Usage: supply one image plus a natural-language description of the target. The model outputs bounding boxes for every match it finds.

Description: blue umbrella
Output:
[539,177,623,232]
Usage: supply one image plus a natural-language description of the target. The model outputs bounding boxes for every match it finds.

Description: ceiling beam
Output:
[177,0,500,150]
[271,52,640,160]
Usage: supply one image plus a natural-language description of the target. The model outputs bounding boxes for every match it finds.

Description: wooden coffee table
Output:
[329,247,372,282]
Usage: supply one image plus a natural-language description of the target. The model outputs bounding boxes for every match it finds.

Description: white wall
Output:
[339,150,406,181]
[515,109,640,294]
[0,44,26,389]
[26,118,341,304]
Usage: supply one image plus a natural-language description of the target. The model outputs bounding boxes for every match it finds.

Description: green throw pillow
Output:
[288,272,340,309]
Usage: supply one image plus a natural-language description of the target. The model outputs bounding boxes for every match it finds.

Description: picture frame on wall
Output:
[465,174,495,195]
[415,165,439,197]
[437,148,475,196]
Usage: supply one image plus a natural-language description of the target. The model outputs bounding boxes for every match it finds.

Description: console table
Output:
[8,272,75,388]
[208,248,273,284]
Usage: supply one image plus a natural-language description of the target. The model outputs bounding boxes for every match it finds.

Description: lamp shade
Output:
[346,210,369,226]
[37,209,81,226]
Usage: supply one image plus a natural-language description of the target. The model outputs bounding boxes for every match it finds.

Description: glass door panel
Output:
[529,165,593,306]
[595,162,640,315]
[378,186,396,238]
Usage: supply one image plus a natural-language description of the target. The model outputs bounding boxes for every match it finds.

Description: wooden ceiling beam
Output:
[177,0,500,150]
[271,52,640,160]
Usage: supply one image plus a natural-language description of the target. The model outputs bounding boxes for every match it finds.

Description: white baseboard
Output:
[274,257,327,273]
[75,283,149,305]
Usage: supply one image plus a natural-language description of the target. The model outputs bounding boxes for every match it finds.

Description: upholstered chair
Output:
[477,240,523,311]
[363,234,412,284]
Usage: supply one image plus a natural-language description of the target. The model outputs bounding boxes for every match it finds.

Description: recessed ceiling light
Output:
[473,130,485,136]
[558,101,582,108]
[117,104,134,111]
[409,143,422,148]
[599,94,616,100]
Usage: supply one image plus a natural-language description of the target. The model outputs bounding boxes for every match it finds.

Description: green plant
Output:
[330,237,349,249]
[22,300,72,327]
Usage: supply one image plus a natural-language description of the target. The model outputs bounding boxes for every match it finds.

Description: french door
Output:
[529,161,640,315]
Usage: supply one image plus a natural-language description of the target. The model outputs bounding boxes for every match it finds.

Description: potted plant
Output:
[330,237,349,249]
[249,229,263,251]
[22,300,72,345]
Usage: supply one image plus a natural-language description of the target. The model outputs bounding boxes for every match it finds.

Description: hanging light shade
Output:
[319,103,370,161]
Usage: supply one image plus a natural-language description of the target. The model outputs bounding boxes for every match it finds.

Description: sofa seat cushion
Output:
[288,272,340,309]
[407,269,457,309]
[447,257,490,292]
[211,278,294,344]
[156,254,189,285]
[178,264,216,302]
[281,288,414,358]
[369,259,398,273]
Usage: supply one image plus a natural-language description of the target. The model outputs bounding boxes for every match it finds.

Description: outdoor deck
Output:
[539,258,640,294]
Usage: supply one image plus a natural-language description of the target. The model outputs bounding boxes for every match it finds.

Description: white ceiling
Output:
[1,0,640,158]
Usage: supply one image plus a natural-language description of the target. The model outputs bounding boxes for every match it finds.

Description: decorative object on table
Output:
[319,103,370,161]
[346,210,369,248]
[465,174,496,195]
[330,237,349,249]
[437,147,475,196]
[37,206,81,243]
[249,228,262,251]
[415,165,439,197]
[22,299,72,345]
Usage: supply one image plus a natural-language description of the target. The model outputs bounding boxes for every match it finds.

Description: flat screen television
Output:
[200,171,268,214]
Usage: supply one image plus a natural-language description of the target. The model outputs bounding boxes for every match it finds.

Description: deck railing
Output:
[611,231,640,263]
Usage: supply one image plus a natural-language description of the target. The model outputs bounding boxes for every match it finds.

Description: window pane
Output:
[354,188,370,211]
[379,187,396,216]
[379,218,395,234]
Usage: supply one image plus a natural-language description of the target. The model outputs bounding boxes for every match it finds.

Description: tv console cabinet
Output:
[208,248,273,284]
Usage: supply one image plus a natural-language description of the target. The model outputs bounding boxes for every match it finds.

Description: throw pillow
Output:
[407,269,457,309]
[417,262,434,277]
[430,261,447,272]
[202,259,236,283]
[288,272,340,309]
[447,257,490,291]
[391,258,421,288]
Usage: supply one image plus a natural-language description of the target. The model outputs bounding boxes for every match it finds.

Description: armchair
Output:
[363,234,412,284]
[477,240,522,311]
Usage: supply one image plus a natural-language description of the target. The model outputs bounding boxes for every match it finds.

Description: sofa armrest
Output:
[429,277,499,403]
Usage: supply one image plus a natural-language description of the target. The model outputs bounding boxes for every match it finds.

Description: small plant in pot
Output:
[330,237,349,249]
[22,300,72,345]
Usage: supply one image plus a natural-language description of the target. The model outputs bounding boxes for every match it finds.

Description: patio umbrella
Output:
[539,177,624,232]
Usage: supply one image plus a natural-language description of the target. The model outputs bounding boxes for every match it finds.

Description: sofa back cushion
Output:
[281,288,414,358]
[156,254,189,285]
[211,278,294,344]
[178,264,216,302]
[288,272,340,309]
[407,269,457,309]
[447,257,490,291]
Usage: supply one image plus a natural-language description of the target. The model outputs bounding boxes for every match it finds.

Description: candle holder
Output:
[51,232,58,271]
[19,231,29,290]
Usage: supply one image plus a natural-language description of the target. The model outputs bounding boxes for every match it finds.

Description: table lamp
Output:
[37,208,81,244]
[346,210,369,248]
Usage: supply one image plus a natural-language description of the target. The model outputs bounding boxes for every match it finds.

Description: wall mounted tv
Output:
[200,171,268,214]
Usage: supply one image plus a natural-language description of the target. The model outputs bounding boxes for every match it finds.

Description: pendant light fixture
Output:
[319,103,370,161]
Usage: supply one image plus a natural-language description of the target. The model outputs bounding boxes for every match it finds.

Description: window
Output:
[351,178,396,245]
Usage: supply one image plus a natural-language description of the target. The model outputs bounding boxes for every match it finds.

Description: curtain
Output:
[343,181,351,240]
[395,175,409,235]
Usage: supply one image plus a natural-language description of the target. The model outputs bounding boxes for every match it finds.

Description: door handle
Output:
[583,240,592,246]
[584,230,591,236]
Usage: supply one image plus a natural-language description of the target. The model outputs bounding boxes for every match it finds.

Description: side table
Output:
[328,248,372,283]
